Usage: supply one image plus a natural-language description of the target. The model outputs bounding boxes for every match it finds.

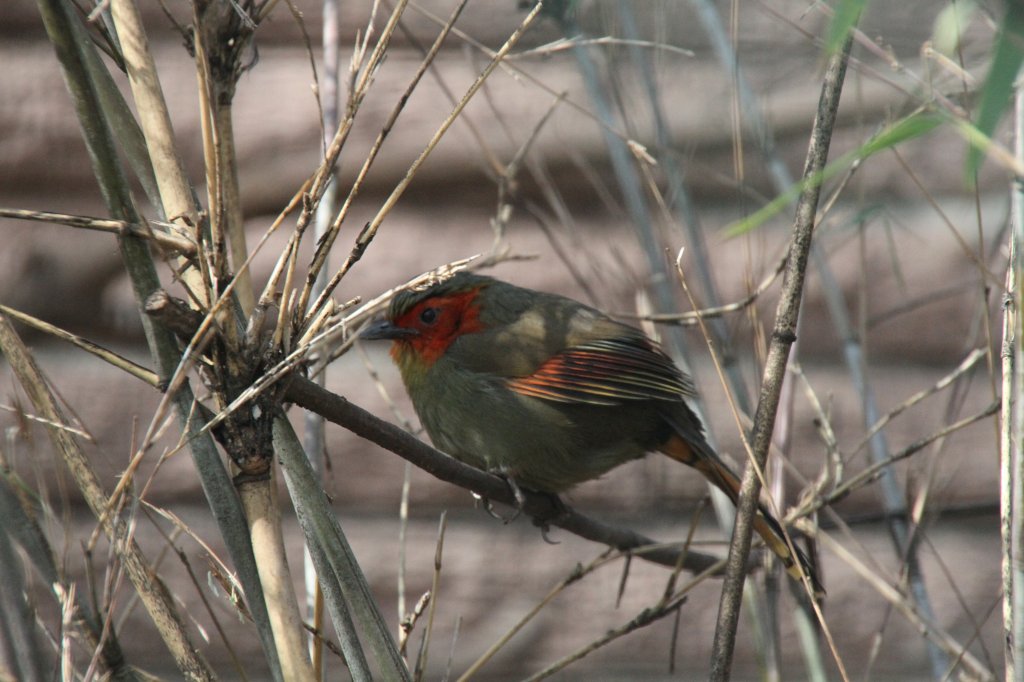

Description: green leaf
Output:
[931,0,976,57]
[859,111,945,157]
[965,4,1024,179]
[825,0,867,54]
[726,111,943,237]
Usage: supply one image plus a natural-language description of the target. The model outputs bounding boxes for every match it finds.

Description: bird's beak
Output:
[360,319,419,341]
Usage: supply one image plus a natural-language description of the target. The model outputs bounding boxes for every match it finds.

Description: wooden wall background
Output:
[0,1,1007,679]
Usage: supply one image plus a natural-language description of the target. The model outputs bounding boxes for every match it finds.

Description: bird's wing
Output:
[505,336,695,406]
[446,290,696,405]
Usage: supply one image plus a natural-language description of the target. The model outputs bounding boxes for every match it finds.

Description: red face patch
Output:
[389,288,484,366]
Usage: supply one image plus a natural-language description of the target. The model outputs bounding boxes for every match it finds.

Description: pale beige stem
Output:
[239,471,316,682]
[213,104,254,315]
[109,0,209,307]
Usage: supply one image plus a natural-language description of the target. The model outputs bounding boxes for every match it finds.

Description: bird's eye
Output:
[419,307,438,325]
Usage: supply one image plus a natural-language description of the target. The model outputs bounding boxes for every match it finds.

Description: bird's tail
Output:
[659,432,823,596]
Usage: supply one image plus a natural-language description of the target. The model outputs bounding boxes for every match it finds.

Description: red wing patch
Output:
[506,337,694,406]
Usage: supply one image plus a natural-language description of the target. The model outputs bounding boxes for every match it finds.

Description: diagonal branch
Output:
[283,375,725,575]
[708,31,857,682]
[142,286,733,576]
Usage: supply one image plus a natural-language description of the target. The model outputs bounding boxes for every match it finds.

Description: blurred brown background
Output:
[0,0,1006,679]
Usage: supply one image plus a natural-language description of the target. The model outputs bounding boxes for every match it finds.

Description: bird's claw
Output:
[475,472,569,542]
[530,491,569,544]
[501,471,527,513]
[538,524,560,545]
[473,492,519,524]
[478,468,527,524]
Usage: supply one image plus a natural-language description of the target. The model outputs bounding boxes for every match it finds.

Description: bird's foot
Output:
[476,468,528,524]
[472,470,537,524]
[473,493,520,524]
[530,492,569,544]
[471,469,527,524]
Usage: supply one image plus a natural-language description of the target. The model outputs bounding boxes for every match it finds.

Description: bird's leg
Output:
[530,492,570,544]
[471,468,529,524]
[474,470,569,540]
[499,468,528,515]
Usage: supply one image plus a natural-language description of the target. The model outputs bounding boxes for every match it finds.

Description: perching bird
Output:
[363,271,820,592]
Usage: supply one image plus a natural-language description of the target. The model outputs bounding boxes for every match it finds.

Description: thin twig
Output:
[796,401,1000,518]
[0,312,215,681]
[709,28,856,682]
[297,0,468,322]
[413,512,446,681]
[262,0,412,326]
[848,348,988,460]
[305,1,545,321]
[0,208,197,254]
[0,304,160,387]
[455,558,596,681]
[817,530,994,681]
[622,253,788,325]
[521,559,727,682]
[511,35,695,60]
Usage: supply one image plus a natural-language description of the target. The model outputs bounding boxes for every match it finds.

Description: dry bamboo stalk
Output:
[109,0,209,307]
[238,473,316,682]
[0,312,215,681]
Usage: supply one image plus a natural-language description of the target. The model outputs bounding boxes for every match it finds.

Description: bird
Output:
[362,271,821,593]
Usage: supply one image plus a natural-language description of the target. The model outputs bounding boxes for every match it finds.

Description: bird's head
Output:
[361,272,494,371]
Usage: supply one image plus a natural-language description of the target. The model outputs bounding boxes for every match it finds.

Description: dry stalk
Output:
[628,253,788,326]
[850,348,988,458]
[521,558,727,682]
[454,557,597,682]
[0,313,215,681]
[0,304,159,387]
[406,1,637,146]
[413,512,447,681]
[1002,70,1024,679]
[0,208,197,255]
[797,402,999,519]
[709,29,855,682]
[305,1,545,321]
[297,0,466,320]
[263,0,413,328]
[108,0,209,307]
[301,0,342,673]
[190,0,257,314]
[237,471,317,682]
[817,530,994,680]
[459,501,708,681]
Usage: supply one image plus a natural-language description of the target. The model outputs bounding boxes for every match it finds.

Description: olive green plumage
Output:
[364,272,821,593]
[380,272,700,491]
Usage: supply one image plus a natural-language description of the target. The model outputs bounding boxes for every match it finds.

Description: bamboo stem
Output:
[109,0,208,307]
[709,31,855,682]
[1002,68,1024,682]
[0,313,215,681]
[238,473,317,682]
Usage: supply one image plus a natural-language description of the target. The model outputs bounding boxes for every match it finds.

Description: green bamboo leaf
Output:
[859,111,945,157]
[726,111,943,237]
[931,0,976,57]
[825,0,867,53]
[966,4,1024,179]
